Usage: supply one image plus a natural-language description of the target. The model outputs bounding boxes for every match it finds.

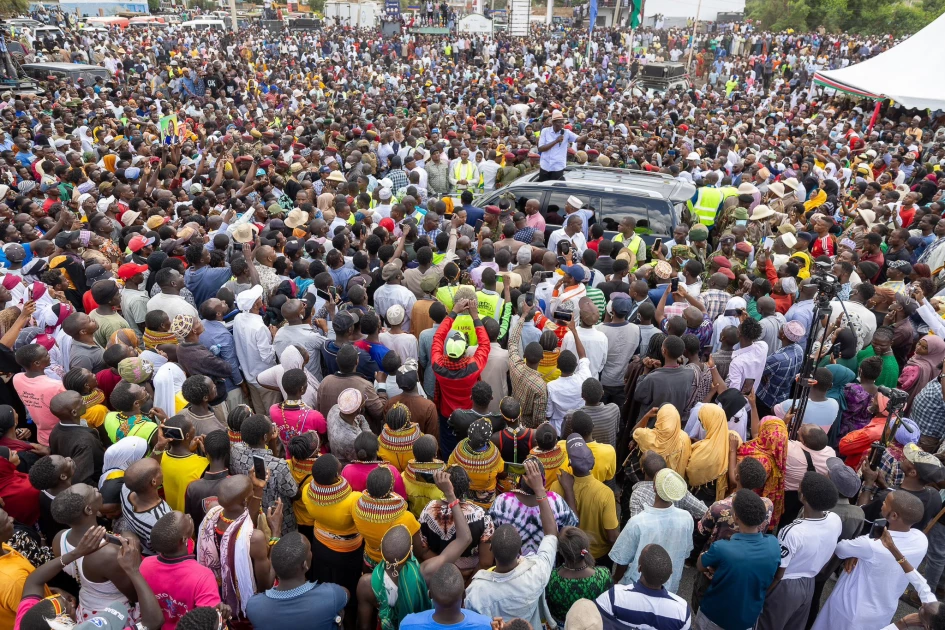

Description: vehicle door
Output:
[597,192,675,244]
[545,189,600,241]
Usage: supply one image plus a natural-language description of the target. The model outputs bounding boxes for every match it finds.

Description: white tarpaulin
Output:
[813,11,945,111]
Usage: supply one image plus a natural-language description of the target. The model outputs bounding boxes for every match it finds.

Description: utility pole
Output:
[229,0,237,31]
[685,0,701,73]
[545,0,552,25]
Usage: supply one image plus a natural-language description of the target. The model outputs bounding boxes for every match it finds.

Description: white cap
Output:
[378,187,392,201]
[566,195,583,209]
[686,152,700,161]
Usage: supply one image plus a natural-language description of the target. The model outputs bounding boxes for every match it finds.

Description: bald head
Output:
[124,457,160,493]
[217,474,252,510]
[381,523,412,563]
[255,245,275,265]
[50,390,82,421]
[757,296,776,316]
[709,273,730,289]
[282,299,305,322]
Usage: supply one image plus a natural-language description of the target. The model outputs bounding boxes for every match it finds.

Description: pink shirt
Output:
[784,440,836,492]
[269,404,328,457]
[526,212,546,232]
[342,462,407,499]
[12,374,65,446]
[139,555,220,630]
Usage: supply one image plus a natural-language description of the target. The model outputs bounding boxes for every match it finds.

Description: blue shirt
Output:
[246,581,347,630]
[199,319,243,390]
[699,532,780,629]
[757,342,804,408]
[184,265,233,306]
[608,504,693,593]
[328,266,359,299]
[463,204,485,227]
[401,609,493,630]
[0,242,32,269]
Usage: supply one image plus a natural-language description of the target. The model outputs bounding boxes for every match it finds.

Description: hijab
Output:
[716,388,748,421]
[633,403,691,477]
[686,403,738,499]
[903,336,945,407]
[834,328,858,360]
[99,436,149,489]
[736,417,789,526]
[825,364,857,413]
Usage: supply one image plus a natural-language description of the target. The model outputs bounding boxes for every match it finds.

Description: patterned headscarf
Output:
[117,357,154,384]
[170,314,195,339]
[737,417,788,527]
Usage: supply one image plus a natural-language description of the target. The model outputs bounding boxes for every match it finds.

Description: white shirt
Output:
[778,512,842,579]
[372,284,417,333]
[547,229,588,257]
[546,357,592,433]
[479,160,501,191]
[562,327,609,378]
[811,530,928,630]
[145,293,198,322]
[726,340,768,394]
[537,126,577,172]
[378,331,419,363]
[233,312,277,386]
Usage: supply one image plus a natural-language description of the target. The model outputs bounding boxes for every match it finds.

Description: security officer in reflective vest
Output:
[687,172,724,229]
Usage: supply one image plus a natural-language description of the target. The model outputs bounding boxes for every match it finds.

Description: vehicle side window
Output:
[492,188,542,215]
[600,195,673,236]
[548,192,599,228]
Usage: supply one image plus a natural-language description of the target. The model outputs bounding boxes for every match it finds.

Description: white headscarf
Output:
[99,436,149,489]
[98,435,148,490]
[257,345,318,409]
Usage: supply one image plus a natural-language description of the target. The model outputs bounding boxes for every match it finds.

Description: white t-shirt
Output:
[774,399,839,431]
[778,512,843,579]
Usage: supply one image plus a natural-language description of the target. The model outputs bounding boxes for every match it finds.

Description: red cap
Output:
[379,218,396,232]
[117,262,149,280]
[127,234,154,253]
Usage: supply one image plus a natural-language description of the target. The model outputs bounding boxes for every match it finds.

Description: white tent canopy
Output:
[813,12,945,111]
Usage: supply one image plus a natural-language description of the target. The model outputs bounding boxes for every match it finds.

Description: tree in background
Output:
[747,0,944,36]
[0,0,29,16]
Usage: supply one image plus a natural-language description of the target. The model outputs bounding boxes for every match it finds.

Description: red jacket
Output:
[431,315,490,418]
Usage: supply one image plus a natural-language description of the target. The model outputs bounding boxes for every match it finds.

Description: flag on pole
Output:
[627,0,642,28]
[588,0,598,30]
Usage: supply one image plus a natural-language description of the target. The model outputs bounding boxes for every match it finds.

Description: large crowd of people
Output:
[0,8,944,630]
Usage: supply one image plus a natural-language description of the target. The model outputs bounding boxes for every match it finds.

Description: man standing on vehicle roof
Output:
[537,110,578,182]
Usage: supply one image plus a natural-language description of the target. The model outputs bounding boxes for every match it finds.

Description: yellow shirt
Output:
[301,486,362,553]
[548,474,619,559]
[0,544,45,628]
[288,459,315,527]
[557,439,617,483]
[160,452,209,513]
[83,404,108,429]
[352,501,421,563]
[402,476,445,519]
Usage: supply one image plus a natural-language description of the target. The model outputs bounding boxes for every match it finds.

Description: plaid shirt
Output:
[914,379,945,439]
[757,343,804,408]
[700,289,731,323]
[514,227,537,244]
[387,168,409,192]
[629,481,708,519]
[879,449,905,488]
[508,318,548,429]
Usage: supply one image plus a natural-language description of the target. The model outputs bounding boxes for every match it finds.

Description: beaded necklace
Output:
[403,459,445,484]
[354,493,407,523]
[532,445,565,470]
[83,389,105,408]
[379,423,422,452]
[227,429,241,444]
[306,477,352,506]
[454,439,501,473]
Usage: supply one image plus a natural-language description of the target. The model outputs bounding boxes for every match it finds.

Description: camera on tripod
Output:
[810,261,840,301]
[877,386,909,411]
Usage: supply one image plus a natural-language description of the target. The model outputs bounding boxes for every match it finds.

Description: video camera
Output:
[809,261,841,302]
[877,385,909,411]
[868,386,909,470]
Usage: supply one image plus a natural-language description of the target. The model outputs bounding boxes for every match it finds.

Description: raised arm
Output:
[523,458,557,537]
[420,471,473,579]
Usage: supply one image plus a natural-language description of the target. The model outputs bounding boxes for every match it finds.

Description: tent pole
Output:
[867,99,882,134]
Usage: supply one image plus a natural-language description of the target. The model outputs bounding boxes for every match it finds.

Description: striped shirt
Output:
[596,582,692,630]
[508,318,549,429]
[586,286,607,321]
[120,484,171,555]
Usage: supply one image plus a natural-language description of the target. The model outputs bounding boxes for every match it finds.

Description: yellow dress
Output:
[301,478,363,553]
[351,494,420,564]
[288,457,316,527]
[448,439,505,509]
[401,460,446,518]
[377,424,423,473]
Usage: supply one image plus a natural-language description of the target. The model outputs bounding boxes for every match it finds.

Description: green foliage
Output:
[0,0,29,16]
[746,0,942,35]
[148,0,162,11]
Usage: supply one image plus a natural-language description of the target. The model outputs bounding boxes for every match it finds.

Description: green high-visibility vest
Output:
[687,186,724,226]
[475,290,501,321]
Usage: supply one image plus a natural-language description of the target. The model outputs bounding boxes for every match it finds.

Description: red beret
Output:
[567,148,576,156]
[326,147,337,153]
[735,241,752,253]
[515,149,528,156]
[259,159,273,168]
[527,152,539,159]
[719,267,736,280]
[587,149,600,156]
[485,205,501,216]
[504,152,516,160]
[352,128,362,135]
[712,255,732,269]
[276,160,289,169]
[241,134,253,142]
[446,131,457,138]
